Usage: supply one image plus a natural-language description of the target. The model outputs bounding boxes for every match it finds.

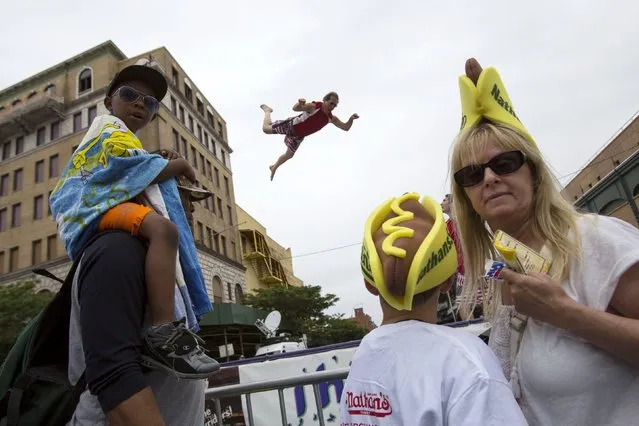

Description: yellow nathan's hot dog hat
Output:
[458,59,537,150]
[360,193,458,311]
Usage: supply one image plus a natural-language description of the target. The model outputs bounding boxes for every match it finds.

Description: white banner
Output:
[238,346,358,425]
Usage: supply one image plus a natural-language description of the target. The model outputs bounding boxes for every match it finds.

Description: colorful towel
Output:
[49,114,212,331]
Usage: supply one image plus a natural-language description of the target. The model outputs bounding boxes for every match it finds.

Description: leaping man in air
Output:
[260,91,359,181]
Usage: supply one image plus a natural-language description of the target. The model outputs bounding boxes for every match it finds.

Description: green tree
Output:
[308,315,369,347]
[244,285,369,347]
[0,281,53,363]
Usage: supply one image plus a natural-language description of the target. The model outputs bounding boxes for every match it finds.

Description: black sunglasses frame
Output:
[113,86,160,114]
[454,150,528,188]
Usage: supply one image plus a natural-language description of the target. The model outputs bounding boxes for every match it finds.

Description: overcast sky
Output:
[2,0,638,325]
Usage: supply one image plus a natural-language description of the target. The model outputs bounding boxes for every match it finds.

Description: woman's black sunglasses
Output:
[113,86,160,114]
[454,150,527,187]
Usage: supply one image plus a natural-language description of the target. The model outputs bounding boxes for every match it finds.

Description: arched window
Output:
[44,84,56,94]
[78,68,92,93]
[27,91,37,100]
[212,276,223,304]
[599,198,626,215]
[11,99,21,107]
[234,284,244,304]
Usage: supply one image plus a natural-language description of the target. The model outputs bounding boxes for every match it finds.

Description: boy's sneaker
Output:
[139,318,220,379]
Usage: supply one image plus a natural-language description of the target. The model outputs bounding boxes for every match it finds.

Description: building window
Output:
[214,233,220,252]
[217,197,223,219]
[197,124,202,141]
[0,208,6,231]
[207,111,214,127]
[197,222,204,243]
[217,120,223,137]
[227,205,233,225]
[180,138,188,160]
[32,239,42,265]
[13,169,23,192]
[48,191,52,216]
[78,68,92,93]
[230,241,236,260]
[212,276,223,304]
[191,147,197,168]
[171,67,179,86]
[207,227,213,248]
[179,106,185,123]
[171,97,177,114]
[11,203,21,228]
[2,142,10,160]
[12,99,21,107]
[196,98,204,115]
[15,136,24,155]
[221,149,226,166]
[73,112,82,132]
[9,247,19,272]
[224,176,230,196]
[199,154,205,173]
[214,167,220,187]
[47,234,57,260]
[50,121,60,140]
[33,195,44,220]
[227,283,232,302]
[220,235,227,257]
[0,174,8,196]
[35,160,44,183]
[0,251,4,274]
[36,127,46,146]
[234,284,244,304]
[88,105,97,123]
[206,160,212,180]
[45,84,56,94]
[49,154,59,178]
[27,91,37,100]
[184,84,192,102]
[188,116,194,132]
[172,129,180,153]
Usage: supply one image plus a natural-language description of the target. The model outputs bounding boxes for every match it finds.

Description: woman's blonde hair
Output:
[449,122,582,319]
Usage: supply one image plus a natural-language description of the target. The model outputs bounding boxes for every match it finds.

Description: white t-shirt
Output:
[514,215,639,425]
[339,320,527,425]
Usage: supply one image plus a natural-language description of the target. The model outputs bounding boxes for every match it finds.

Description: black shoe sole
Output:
[139,354,220,380]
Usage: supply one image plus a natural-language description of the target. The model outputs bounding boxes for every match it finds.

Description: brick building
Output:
[561,112,639,226]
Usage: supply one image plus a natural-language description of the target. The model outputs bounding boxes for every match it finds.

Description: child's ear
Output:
[364,281,379,296]
[104,96,113,112]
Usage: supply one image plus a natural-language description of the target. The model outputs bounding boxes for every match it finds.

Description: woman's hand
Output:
[500,269,575,328]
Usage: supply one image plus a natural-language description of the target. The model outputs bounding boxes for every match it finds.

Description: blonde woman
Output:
[449,58,639,425]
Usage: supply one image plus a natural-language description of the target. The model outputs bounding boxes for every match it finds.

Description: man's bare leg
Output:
[261,104,274,134]
[269,148,294,181]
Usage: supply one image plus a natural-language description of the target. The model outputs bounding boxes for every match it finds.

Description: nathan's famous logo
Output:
[361,245,374,282]
[417,236,454,283]
[490,84,520,122]
[460,114,467,130]
[345,391,392,418]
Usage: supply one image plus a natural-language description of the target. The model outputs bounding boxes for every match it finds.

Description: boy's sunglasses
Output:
[113,86,160,113]
[454,150,527,187]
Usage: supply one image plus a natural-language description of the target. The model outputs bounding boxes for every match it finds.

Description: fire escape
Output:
[240,229,289,286]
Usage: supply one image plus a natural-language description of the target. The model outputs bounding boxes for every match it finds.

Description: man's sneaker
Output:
[139,318,220,379]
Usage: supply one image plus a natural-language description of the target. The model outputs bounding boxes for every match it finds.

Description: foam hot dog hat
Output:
[360,193,458,311]
[459,58,537,149]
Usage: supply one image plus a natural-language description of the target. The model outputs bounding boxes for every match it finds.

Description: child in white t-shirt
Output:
[340,193,527,425]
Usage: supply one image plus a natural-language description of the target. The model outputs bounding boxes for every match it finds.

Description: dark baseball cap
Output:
[106,64,168,101]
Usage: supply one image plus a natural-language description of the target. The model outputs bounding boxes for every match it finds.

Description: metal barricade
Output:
[205,367,350,426]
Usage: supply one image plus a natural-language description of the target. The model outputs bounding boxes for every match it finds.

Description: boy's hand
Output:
[160,149,180,160]
[182,161,197,183]
[350,113,360,120]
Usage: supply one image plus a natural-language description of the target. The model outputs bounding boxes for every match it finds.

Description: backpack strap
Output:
[5,373,37,426]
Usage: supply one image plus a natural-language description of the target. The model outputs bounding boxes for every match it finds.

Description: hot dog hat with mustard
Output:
[360,193,458,311]
[459,58,537,150]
